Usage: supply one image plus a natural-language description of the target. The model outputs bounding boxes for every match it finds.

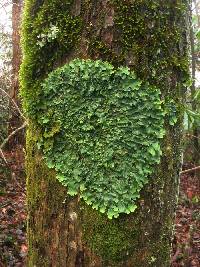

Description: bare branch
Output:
[180,165,200,174]
[11,172,26,196]
[0,121,27,150]
[0,148,8,164]
[185,133,200,139]
[0,87,26,121]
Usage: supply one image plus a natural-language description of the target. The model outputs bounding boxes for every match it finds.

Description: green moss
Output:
[80,201,140,263]
[26,123,70,266]
[112,0,190,95]
[79,177,176,266]
[26,123,55,210]
[88,38,124,66]
[21,0,189,265]
[20,0,83,115]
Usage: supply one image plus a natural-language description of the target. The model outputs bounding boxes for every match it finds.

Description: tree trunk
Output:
[21,1,189,266]
[189,2,200,165]
[8,0,23,148]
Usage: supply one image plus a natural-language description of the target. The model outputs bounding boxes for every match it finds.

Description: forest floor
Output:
[0,147,200,267]
[0,147,26,267]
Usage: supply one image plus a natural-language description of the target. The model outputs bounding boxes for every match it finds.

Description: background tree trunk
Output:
[21,1,189,266]
[189,1,200,166]
[8,0,23,148]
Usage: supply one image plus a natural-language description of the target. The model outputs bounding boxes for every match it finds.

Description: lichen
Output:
[21,0,189,265]
[33,58,166,219]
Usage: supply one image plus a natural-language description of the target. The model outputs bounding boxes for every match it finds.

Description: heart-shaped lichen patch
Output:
[36,59,165,219]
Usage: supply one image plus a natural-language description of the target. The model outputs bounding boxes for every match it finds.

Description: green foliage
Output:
[184,91,200,131]
[192,12,200,61]
[164,99,178,126]
[34,59,165,219]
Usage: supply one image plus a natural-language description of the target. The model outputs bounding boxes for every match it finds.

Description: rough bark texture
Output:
[9,0,24,148]
[21,0,189,266]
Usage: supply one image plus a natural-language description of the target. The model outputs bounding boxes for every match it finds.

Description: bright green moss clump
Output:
[34,59,165,219]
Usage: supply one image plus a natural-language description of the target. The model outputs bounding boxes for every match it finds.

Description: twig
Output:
[0,122,27,150]
[185,133,199,139]
[180,165,200,174]
[0,87,26,121]
[0,148,8,164]
[11,172,26,196]
[0,201,12,209]
[0,122,27,164]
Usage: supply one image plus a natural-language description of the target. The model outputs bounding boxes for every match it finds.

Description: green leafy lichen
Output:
[19,0,184,222]
[20,0,189,264]
[33,59,165,219]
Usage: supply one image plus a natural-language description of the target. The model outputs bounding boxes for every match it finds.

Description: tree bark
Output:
[21,1,189,266]
[189,1,200,165]
[8,0,23,148]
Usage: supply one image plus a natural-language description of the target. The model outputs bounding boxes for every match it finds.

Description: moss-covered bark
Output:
[21,0,189,266]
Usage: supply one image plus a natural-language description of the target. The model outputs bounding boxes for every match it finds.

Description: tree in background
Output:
[0,1,13,166]
[184,0,200,167]
[0,0,24,155]
[0,1,12,143]
[20,1,189,266]
[8,0,24,148]
[191,0,200,165]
